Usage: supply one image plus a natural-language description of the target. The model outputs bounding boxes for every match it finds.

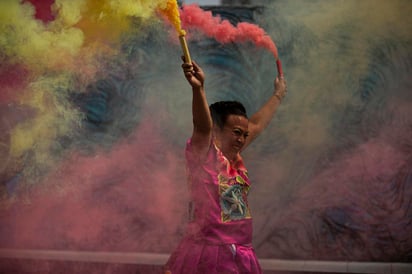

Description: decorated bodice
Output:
[185,139,253,245]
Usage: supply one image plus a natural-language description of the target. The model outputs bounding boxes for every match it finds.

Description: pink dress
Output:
[165,139,262,274]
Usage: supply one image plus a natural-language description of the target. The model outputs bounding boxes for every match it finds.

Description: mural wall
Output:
[0,0,411,272]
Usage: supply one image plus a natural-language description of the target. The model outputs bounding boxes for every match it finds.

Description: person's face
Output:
[214,114,249,160]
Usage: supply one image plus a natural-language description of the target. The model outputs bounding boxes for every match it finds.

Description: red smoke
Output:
[180,4,279,59]
[0,63,29,104]
[1,0,55,104]
[25,0,55,23]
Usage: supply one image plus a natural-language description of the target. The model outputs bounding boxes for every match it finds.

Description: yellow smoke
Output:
[157,0,186,35]
[10,74,83,169]
[0,0,84,74]
[2,0,185,179]
[0,0,181,72]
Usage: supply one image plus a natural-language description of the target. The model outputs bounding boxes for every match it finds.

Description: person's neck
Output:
[224,152,238,164]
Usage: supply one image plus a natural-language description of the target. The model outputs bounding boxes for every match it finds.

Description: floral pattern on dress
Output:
[220,182,251,222]
[215,144,252,222]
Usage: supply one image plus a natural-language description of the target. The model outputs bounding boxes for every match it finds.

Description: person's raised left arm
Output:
[243,76,287,149]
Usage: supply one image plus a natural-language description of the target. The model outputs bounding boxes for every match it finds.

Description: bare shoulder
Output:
[190,131,212,161]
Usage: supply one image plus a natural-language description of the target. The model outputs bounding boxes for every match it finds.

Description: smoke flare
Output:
[180,4,279,59]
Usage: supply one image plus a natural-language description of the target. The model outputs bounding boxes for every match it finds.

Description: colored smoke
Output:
[0,1,411,272]
[180,4,279,58]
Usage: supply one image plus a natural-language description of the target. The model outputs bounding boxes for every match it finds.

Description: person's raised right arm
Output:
[182,60,212,158]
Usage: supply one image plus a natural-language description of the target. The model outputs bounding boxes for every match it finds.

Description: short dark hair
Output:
[209,101,248,129]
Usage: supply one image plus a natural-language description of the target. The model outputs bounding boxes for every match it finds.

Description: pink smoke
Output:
[25,0,55,23]
[1,115,186,252]
[180,4,279,59]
